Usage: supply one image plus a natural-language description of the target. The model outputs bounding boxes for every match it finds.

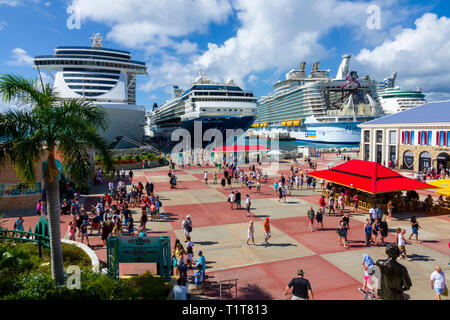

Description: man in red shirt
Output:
[319,195,326,214]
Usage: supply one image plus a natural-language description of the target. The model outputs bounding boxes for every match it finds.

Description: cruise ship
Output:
[34,34,147,145]
[144,72,257,146]
[377,72,427,115]
[253,54,385,144]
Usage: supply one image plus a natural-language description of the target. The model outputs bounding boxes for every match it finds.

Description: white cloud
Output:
[70,0,232,48]
[356,13,450,99]
[0,20,6,31]
[68,0,416,96]
[7,48,34,66]
[139,0,387,92]
[0,0,22,6]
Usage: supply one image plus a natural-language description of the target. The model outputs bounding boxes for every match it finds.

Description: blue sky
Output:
[1,0,450,111]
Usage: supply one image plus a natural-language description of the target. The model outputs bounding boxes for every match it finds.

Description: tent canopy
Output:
[307,159,436,194]
[428,179,450,188]
[212,145,270,152]
[436,188,450,197]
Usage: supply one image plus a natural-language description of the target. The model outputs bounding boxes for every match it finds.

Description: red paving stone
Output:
[151,180,213,192]
[165,202,261,230]
[206,255,361,300]
[270,216,396,255]
[215,184,276,200]
[419,238,450,257]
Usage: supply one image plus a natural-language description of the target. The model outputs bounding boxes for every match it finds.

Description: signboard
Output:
[106,236,171,281]
[116,237,161,263]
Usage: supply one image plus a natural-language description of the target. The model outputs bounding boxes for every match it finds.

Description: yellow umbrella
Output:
[436,188,450,197]
[428,179,450,188]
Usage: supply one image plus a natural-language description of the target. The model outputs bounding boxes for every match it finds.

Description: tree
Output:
[0,74,113,284]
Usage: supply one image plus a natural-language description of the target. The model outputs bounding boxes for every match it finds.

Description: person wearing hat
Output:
[182,215,192,242]
[284,269,314,300]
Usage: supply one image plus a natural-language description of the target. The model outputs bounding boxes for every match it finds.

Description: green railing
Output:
[0,217,51,258]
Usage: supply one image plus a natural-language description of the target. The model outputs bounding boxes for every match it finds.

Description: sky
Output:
[1,0,450,112]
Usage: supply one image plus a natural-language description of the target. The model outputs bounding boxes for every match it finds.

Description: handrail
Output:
[0,228,50,257]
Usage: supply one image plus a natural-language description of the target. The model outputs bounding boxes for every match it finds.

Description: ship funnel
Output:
[336,54,352,79]
[312,62,320,72]
[390,72,398,87]
[299,62,306,72]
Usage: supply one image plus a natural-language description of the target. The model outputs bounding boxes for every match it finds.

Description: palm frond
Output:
[0,74,46,107]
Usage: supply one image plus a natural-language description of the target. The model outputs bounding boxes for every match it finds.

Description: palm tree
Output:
[0,74,113,284]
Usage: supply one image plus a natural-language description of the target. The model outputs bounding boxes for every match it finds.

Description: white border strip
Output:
[61,238,100,272]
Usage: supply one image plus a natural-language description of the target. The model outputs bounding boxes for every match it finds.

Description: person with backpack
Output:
[359,254,375,294]
[182,215,192,242]
[13,216,24,231]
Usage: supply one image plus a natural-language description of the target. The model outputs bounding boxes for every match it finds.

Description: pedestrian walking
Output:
[186,236,194,268]
[364,219,372,247]
[246,221,256,246]
[359,254,375,294]
[263,217,271,247]
[228,191,235,210]
[397,228,411,261]
[315,207,323,230]
[430,266,447,300]
[379,216,388,245]
[80,219,90,246]
[319,195,326,215]
[337,220,349,249]
[283,269,314,300]
[245,194,252,217]
[407,216,422,243]
[307,207,315,232]
[182,215,193,242]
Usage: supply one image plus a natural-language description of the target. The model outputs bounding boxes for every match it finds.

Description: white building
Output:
[359,101,450,173]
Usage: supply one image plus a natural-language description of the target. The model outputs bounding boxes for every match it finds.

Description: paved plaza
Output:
[4,153,450,300]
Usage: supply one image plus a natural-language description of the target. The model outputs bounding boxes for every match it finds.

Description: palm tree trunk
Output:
[46,154,65,285]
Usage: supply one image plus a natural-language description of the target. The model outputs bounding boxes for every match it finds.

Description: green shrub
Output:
[124,154,133,161]
[134,155,142,162]
[123,272,170,300]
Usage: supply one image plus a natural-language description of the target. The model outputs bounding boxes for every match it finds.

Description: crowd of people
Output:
[15,152,446,301]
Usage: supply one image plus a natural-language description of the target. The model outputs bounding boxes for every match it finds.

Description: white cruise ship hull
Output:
[255,121,363,144]
[100,103,146,143]
[294,121,362,143]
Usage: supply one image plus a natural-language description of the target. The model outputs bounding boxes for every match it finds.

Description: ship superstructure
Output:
[253,55,384,143]
[34,33,147,144]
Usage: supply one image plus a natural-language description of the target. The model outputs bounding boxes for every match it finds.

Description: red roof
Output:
[212,145,270,152]
[307,159,436,194]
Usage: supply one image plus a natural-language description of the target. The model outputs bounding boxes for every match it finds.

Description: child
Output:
[128,215,134,235]
[80,220,90,246]
[193,264,205,295]
[68,221,76,241]
[186,236,194,268]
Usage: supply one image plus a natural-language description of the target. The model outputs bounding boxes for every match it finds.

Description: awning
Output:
[428,179,450,188]
[307,159,436,194]
[212,145,270,152]
[436,188,450,197]
[428,179,450,197]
